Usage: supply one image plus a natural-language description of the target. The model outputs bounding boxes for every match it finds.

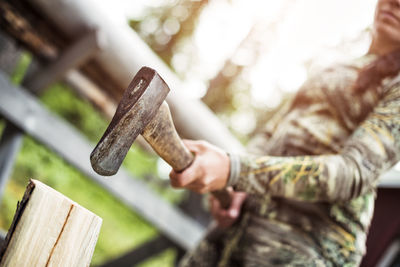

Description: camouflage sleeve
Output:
[230,85,400,202]
[226,97,294,187]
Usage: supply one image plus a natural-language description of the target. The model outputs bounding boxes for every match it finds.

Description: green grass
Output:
[139,249,177,267]
[0,53,185,266]
[9,53,32,85]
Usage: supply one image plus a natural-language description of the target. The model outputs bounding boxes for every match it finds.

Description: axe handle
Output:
[142,102,232,209]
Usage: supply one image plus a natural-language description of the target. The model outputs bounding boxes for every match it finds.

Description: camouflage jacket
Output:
[180,55,400,267]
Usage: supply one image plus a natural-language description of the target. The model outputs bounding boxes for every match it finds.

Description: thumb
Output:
[182,139,201,153]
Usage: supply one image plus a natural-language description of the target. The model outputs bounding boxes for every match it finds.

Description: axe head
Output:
[90,67,170,176]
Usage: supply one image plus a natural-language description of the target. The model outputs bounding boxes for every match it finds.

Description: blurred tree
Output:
[202,24,264,115]
[129,0,302,141]
[129,0,209,71]
[202,0,295,139]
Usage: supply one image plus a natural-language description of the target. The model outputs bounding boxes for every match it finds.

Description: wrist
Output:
[226,153,241,187]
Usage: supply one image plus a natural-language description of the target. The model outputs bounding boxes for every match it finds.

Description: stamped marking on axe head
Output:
[90,67,169,175]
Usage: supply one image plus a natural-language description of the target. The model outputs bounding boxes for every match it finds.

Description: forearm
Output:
[229,153,361,202]
[228,83,400,203]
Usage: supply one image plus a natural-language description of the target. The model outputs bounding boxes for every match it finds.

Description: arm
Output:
[167,96,294,194]
[170,84,399,203]
[231,85,400,202]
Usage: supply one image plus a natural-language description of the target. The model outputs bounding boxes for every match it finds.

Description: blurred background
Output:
[125,0,375,140]
[1,0,399,266]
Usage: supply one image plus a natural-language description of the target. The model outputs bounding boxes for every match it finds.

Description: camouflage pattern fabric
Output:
[179,55,400,267]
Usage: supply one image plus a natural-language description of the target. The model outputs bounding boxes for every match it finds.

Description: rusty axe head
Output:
[90,67,169,176]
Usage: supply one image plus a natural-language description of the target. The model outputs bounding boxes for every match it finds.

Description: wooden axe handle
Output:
[142,102,232,209]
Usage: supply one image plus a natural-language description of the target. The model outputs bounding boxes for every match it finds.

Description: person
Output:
[170,0,400,266]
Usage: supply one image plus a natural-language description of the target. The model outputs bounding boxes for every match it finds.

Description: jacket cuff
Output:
[227,153,241,187]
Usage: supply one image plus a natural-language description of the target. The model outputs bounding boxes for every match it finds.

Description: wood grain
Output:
[0,179,102,267]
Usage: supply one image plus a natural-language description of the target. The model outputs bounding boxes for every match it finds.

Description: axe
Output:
[90,67,231,209]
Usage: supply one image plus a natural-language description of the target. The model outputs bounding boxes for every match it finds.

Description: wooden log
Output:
[0,179,102,267]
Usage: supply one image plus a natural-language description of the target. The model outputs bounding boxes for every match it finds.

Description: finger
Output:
[169,169,178,180]
[180,167,209,192]
[216,210,232,228]
[218,219,232,228]
[211,199,230,220]
[184,180,209,194]
[210,187,233,212]
[169,166,198,188]
[183,140,209,152]
[194,186,210,194]
[209,195,219,216]
[215,209,229,222]
[169,169,180,188]
[228,192,247,218]
[182,140,202,153]
[211,195,220,210]
[184,183,200,192]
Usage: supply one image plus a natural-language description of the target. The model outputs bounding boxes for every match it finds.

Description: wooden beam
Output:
[0,123,23,203]
[0,26,100,204]
[0,179,102,266]
[0,72,205,250]
[65,70,116,118]
[23,29,101,94]
[0,2,58,60]
[64,70,156,154]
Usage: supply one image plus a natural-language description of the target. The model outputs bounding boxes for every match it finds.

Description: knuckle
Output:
[197,140,209,150]
[170,179,179,188]
[199,187,208,194]
[194,188,203,194]
[199,179,207,187]
[171,177,184,188]
[202,176,213,187]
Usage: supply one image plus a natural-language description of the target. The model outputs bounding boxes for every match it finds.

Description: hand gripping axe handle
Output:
[90,67,231,209]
